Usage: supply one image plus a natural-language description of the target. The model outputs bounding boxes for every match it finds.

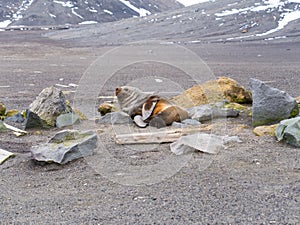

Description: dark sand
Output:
[0,30,299,224]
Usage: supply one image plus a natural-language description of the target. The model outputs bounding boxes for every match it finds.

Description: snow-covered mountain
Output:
[45,0,300,44]
[1,0,299,44]
[0,0,184,28]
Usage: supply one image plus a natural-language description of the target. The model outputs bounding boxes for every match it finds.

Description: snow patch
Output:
[172,14,183,19]
[89,8,98,13]
[104,9,113,15]
[49,13,56,18]
[79,21,98,25]
[119,0,151,17]
[53,0,74,8]
[71,8,84,19]
[0,20,12,28]
[176,0,212,7]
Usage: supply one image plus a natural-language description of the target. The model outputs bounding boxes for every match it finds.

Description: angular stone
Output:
[250,78,299,127]
[96,112,132,125]
[4,113,25,123]
[0,102,6,116]
[253,124,278,136]
[28,86,72,127]
[0,121,7,133]
[276,117,300,147]
[170,77,252,108]
[187,103,239,122]
[25,110,48,129]
[98,102,117,116]
[170,133,223,155]
[56,113,80,128]
[31,130,97,164]
[0,148,15,165]
[5,109,19,117]
[170,133,242,155]
[223,102,247,111]
[172,119,201,128]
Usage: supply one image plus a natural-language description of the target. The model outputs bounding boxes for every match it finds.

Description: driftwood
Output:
[115,125,212,144]
[3,122,28,136]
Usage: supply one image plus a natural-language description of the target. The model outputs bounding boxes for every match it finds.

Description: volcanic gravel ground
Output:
[0,30,299,224]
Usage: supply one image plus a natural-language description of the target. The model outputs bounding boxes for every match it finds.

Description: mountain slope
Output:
[0,0,183,27]
[46,0,300,45]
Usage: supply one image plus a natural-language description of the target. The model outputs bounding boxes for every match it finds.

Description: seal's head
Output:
[115,86,151,116]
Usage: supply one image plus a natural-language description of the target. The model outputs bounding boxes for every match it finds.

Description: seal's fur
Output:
[116,86,188,128]
[115,86,152,118]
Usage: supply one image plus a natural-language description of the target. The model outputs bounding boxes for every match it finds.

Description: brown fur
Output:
[115,86,188,128]
[144,96,188,127]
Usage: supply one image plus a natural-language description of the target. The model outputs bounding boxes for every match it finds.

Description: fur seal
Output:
[115,86,152,117]
[115,86,188,128]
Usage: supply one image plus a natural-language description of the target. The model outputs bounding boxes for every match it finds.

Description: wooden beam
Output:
[115,125,212,144]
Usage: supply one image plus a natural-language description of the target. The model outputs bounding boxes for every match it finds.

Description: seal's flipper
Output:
[133,115,148,128]
[142,99,158,121]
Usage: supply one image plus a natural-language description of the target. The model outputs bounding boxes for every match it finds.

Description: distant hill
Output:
[1,0,299,44]
[45,0,300,45]
[0,0,183,28]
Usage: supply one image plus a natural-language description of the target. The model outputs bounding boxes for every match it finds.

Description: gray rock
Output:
[187,104,239,122]
[170,133,242,155]
[172,119,201,128]
[250,78,299,127]
[28,86,72,127]
[25,110,48,129]
[170,133,224,155]
[0,121,7,133]
[0,102,5,116]
[0,148,15,165]
[4,113,24,123]
[96,112,132,125]
[276,117,300,147]
[31,130,97,164]
[56,113,80,128]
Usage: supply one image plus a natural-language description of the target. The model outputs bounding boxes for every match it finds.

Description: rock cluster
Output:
[2,76,300,166]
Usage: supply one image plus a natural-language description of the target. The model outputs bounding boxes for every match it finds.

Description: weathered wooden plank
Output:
[3,122,28,136]
[115,125,212,144]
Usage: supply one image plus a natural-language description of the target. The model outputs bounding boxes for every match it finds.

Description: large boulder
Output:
[250,78,299,127]
[170,77,252,108]
[25,86,72,128]
[276,117,300,147]
[31,130,97,164]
